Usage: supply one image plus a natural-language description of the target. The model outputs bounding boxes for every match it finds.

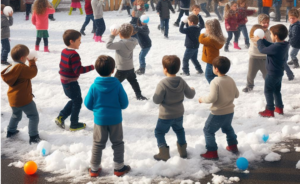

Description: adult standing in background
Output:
[195,0,211,17]
[273,0,282,22]
[174,0,190,27]
[257,0,263,14]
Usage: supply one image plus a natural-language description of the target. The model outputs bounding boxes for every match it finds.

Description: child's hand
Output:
[253,35,261,42]
[198,98,203,103]
[8,12,13,17]
[111,29,119,36]
[28,57,37,62]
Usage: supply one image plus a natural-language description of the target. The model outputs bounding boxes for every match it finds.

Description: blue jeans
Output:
[290,47,299,60]
[160,18,169,37]
[95,18,106,36]
[155,116,186,147]
[204,113,237,151]
[205,63,217,84]
[214,3,222,20]
[200,3,210,16]
[81,14,95,32]
[264,74,283,111]
[284,62,294,79]
[139,47,151,68]
[274,4,281,20]
[238,25,249,45]
[262,7,270,16]
[226,31,240,45]
[182,48,202,74]
[1,38,10,61]
[59,81,83,125]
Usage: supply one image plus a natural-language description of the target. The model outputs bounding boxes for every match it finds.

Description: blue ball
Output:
[141,16,150,24]
[236,157,249,170]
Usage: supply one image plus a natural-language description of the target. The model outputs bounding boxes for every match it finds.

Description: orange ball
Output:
[24,161,38,175]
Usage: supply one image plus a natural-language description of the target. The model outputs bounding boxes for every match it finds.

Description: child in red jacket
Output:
[69,0,83,15]
[224,1,240,52]
[80,0,95,36]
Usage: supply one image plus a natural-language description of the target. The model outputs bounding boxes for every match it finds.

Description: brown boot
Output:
[177,143,187,158]
[154,146,170,161]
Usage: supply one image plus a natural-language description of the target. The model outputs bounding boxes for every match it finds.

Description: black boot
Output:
[224,45,229,52]
[293,58,299,68]
[136,93,148,100]
[80,29,86,36]
[135,68,145,75]
[7,130,19,138]
[173,22,179,27]
[91,29,95,33]
[29,134,41,145]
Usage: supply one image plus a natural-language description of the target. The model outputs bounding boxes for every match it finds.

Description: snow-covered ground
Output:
[1,8,300,183]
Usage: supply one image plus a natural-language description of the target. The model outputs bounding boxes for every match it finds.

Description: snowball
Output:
[181,15,188,23]
[270,12,275,17]
[279,148,290,153]
[110,24,120,32]
[37,140,52,156]
[28,49,38,60]
[3,6,13,16]
[140,15,150,24]
[296,160,300,169]
[295,147,300,152]
[254,29,265,39]
[200,28,206,34]
[264,152,281,162]
[282,125,292,137]
[8,161,24,168]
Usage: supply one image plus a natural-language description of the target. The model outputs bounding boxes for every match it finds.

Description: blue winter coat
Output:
[289,21,300,49]
[84,77,128,126]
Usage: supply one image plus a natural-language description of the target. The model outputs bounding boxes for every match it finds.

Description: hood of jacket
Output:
[161,77,185,93]
[1,62,24,87]
[121,38,138,51]
[93,76,120,93]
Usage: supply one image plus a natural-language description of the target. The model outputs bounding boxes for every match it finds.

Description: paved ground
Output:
[2,139,300,184]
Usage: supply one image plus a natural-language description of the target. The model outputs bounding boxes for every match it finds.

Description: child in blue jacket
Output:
[84,55,130,177]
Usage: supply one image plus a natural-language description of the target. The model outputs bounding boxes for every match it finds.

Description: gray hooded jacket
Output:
[1,14,13,40]
[91,0,105,19]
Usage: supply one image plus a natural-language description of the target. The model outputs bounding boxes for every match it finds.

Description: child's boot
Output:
[6,130,19,138]
[274,107,284,115]
[89,168,101,177]
[136,93,148,100]
[99,36,105,43]
[44,46,50,52]
[233,42,241,50]
[79,8,83,15]
[177,143,187,159]
[224,45,229,52]
[69,7,73,15]
[200,150,219,160]
[1,61,10,65]
[35,45,39,51]
[55,116,65,129]
[226,144,239,153]
[135,68,145,75]
[29,134,41,145]
[80,29,86,36]
[293,58,299,68]
[70,122,86,131]
[114,165,131,177]
[154,146,170,161]
[26,15,29,20]
[259,109,274,117]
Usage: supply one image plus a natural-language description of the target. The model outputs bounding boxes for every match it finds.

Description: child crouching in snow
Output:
[84,55,131,177]
[153,55,195,161]
[199,56,239,160]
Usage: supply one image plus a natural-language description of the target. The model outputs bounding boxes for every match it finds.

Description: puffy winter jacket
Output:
[289,21,300,49]
[262,0,272,7]
[180,0,191,10]
[225,10,238,31]
[237,7,256,25]
[156,0,175,19]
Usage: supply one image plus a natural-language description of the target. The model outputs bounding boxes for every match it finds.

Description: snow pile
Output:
[211,174,240,184]
[296,160,300,169]
[279,148,290,153]
[295,147,300,152]
[264,152,281,162]
[8,161,24,168]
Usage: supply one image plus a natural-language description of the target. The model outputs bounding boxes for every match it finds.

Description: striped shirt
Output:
[59,48,94,84]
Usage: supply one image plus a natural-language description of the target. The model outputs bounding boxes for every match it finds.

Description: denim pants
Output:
[290,47,299,60]
[160,18,169,36]
[8,101,39,137]
[59,81,83,125]
[205,63,217,84]
[274,5,281,20]
[226,31,240,45]
[238,25,249,45]
[175,9,189,24]
[204,113,237,151]
[1,38,10,61]
[81,14,95,32]
[155,116,186,147]
[95,18,106,36]
[284,62,294,79]
[25,4,32,16]
[200,3,210,16]
[262,7,270,16]
[139,47,151,68]
[182,48,202,74]
[264,74,283,110]
[114,69,142,95]
[214,3,222,20]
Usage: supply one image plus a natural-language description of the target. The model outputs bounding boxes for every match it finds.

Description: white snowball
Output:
[296,160,300,169]
[181,15,188,23]
[200,28,206,34]
[27,49,38,60]
[3,6,13,16]
[270,12,275,17]
[109,24,120,32]
[254,29,265,39]
[37,140,52,156]
[264,152,281,162]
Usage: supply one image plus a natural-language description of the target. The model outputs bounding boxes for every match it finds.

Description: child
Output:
[173,0,190,27]
[237,0,256,48]
[156,0,175,39]
[32,0,55,52]
[80,0,95,36]
[1,4,13,65]
[195,0,210,18]
[84,55,131,177]
[91,0,106,42]
[55,30,94,131]
[131,0,145,25]
[1,44,40,144]
[69,0,83,15]
[191,4,205,30]
[48,0,55,21]
[273,0,282,22]
[180,14,203,76]
[224,1,240,52]
[199,19,226,83]
[133,15,152,75]
[287,8,300,68]
[24,0,34,20]
[254,24,290,117]
[118,0,132,16]
[106,23,147,100]
[199,56,239,160]
[153,55,195,161]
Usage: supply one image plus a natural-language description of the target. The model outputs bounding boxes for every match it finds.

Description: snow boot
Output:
[288,75,294,81]
[29,134,41,145]
[154,146,170,161]
[55,116,65,129]
[293,58,299,68]
[94,35,99,42]
[226,144,238,153]
[233,42,241,50]
[177,143,187,159]
[80,29,86,36]
[1,61,10,65]
[274,107,284,115]
[89,168,101,177]
[26,15,29,20]
[180,72,190,76]
[6,130,19,138]
[224,45,229,52]
[99,36,105,43]
[287,60,294,65]
[136,93,148,100]
[245,43,250,49]
[242,86,253,93]
[70,122,86,131]
[135,68,145,75]
[259,109,274,117]
[35,45,39,51]
[200,150,219,160]
[196,68,204,74]
[44,46,50,52]
[114,165,131,177]
[173,22,179,27]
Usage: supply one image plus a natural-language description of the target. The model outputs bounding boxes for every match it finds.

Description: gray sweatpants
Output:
[8,101,39,137]
[246,56,267,88]
[90,123,124,171]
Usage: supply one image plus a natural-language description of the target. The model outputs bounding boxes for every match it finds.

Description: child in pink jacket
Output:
[32,0,55,52]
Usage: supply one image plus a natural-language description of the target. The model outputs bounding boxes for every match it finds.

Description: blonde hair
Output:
[205,19,226,44]
[288,8,300,18]
[249,24,263,39]
[225,1,237,19]
[258,14,270,24]
[33,0,51,15]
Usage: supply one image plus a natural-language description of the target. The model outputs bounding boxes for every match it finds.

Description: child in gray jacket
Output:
[91,0,105,42]
[153,55,195,161]
[1,4,13,65]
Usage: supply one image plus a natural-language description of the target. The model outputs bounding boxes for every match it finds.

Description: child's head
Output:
[162,55,180,76]
[269,24,288,42]
[249,24,264,38]
[192,5,201,15]
[258,14,270,30]
[95,55,115,77]
[212,56,231,75]
[205,19,226,44]
[237,0,247,8]
[119,23,133,39]
[135,0,144,6]
[63,29,81,49]
[225,1,237,12]
[288,8,299,25]
[188,14,198,26]
[33,0,50,15]
[1,4,5,13]
[11,44,30,63]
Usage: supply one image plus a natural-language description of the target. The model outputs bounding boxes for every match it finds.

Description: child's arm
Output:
[70,53,94,75]
[31,13,36,26]
[199,33,213,46]
[119,84,129,109]
[106,35,122,50]
[47,7,55,14]
[198,15,205,30]
[179,22,188,34]
[257,39,277,55]
[235,84,239,98]
[289,26,300,48]
[8,16,13,26]
[84,85,94,111]
[183,82,195,99]
[23,59,38,79]
[153,84,165,104]
[200,82,218,104]
[168,1,175,13]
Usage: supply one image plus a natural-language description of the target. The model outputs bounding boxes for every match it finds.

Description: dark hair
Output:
[288,8,300,18]
[11,44,30,61]
[191,4,200,10]
[63,29,81,46]
[119,23,133,39]
[95,55,115,76]
[162,55,180,75]
[212,56,231,74]
[1,4,5,11]
[270,24,288,41]
[188,14,199,25]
